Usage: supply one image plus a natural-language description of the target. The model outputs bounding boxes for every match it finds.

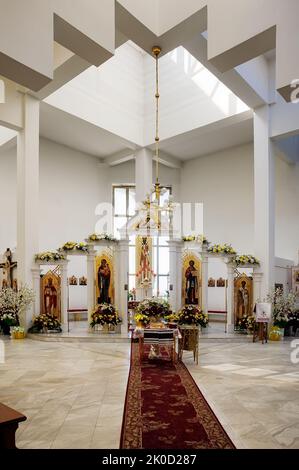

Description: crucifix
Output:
[0,248,17,288]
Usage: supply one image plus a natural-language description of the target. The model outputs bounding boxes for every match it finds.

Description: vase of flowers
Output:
[0,286,35,335]
[237,314,256,334]
[90,303,121,332]
[28,313,62,333]
[135,298,171,324]
[176,305,209,328]
[266,288,297,338]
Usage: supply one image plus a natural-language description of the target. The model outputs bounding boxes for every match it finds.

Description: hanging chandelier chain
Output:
[153,46,161,190]
[155,51,159,184]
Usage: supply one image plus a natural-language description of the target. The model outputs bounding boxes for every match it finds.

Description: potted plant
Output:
[90,303,121,332]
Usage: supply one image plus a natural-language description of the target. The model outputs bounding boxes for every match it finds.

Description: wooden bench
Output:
[0,403,27,448]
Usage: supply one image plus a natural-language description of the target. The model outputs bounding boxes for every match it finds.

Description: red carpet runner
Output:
[120,342,235,449]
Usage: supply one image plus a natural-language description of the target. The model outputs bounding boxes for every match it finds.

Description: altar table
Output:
[134,327,181,363]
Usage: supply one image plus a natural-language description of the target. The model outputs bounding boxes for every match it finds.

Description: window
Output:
[112,185,172,298]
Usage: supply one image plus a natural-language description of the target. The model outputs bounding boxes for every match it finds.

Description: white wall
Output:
[275,153,299,262]
[0,143,17,253]
[180,143,254,253]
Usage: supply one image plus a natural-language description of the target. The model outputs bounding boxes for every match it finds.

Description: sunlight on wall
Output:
[169,48,249,116]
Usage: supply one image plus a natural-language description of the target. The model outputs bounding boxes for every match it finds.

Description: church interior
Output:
[0,0,299,452]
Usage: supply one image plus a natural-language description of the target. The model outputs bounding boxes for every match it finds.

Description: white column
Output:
[201,252,209,314]
[253,271,263,303]
[135,148,153,203]
[116,239,129,334]
[17,94,40,329]
[168,239,183,311]
[31,266,41,318]
[226,263,235,333]
[87,249,96,326]
[60,262,69,331]
[254,105,275,299]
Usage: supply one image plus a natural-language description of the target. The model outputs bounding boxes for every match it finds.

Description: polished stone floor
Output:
[0,336,298,449]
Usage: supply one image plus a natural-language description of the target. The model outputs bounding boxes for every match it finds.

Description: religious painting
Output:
[292,267,299,298]
[182,251,201,307]
[217,277,226,287]
[136,236,153,288]
[40,268,61,320]
[69,275,78,286]
[234,273,253,325]
[208,277,215,287]
[275,283,284,293]
[79,276,87,286]
[95,250,114,305]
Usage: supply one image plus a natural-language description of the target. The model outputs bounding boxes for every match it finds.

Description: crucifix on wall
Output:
[0,248,17,288]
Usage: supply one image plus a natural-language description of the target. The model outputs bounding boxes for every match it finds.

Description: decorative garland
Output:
[207,243,236,255]
[182,234,209,245]
[59,241,89,253]
[35,251,66,262]
[88,233,117,242]
[233,255,260,266]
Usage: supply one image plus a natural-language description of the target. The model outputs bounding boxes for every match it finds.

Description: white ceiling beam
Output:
[104,150,136,166]
[152,150,182,169]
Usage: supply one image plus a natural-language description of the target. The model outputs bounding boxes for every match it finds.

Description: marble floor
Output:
[0,336,298,449]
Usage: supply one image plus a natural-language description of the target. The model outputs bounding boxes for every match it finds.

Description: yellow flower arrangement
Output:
[208,243,236,255]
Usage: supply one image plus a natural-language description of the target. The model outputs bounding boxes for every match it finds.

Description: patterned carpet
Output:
[120,342,235,449]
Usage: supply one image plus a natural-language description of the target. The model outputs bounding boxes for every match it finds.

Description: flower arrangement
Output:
[176,305,208,327]
[134,313,150,325]
[233,255,260,266]
[88,233,117,242]
[182,234,209,245]
[207,243,236,255]
[237,314,256,332]
[0,286,35,326]
[90,303,121,327]
[59,241,89,253]
[28,313,62,333]
[135,298,172,322]
[266,288,297,328]
[35,251,66,262]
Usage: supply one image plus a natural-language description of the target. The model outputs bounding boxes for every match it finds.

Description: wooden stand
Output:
[0,403,27,448]
[253,322,268,344]
[178,327,199,364]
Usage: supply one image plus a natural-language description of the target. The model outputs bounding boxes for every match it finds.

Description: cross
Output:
[0,248,17,288]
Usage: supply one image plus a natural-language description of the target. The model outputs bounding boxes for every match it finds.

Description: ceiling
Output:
[148,110,253,160]
[39,102,137,158]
